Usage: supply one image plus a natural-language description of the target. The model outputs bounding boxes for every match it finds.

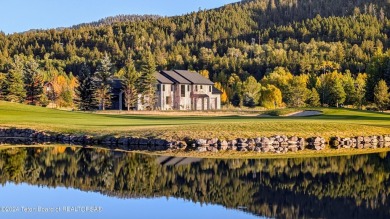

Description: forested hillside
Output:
[0,0,389,110]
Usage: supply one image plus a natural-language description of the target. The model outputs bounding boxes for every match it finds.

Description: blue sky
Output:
[0,0,239,34]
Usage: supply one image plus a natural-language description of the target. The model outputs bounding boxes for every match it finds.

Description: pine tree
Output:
[76,63,95,110]
[0,73,5,100]
[139,52,157,110]
[374,80,389,112]
[306,88,321,107]
[4,67,26,103]
[120,58,139,111]
[94,53,113,110]
[24,59,43,105]
[231,92,241,107]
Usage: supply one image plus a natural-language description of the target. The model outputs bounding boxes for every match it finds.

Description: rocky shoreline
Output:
[0,128,390,154]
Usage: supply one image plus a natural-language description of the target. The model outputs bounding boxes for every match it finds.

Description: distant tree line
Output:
[0,0,389,110]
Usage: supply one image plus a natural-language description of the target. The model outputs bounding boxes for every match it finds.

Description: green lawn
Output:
[0,101,389,140]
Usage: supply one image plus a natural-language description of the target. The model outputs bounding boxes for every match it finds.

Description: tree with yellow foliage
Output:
[260,84,283,109]
[214,82,228,104]
[199,69,210,79]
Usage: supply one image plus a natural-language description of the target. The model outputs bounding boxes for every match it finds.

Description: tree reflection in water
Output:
[0,146,389,219]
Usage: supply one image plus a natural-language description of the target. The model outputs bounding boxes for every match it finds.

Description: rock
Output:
[314,144,324,150]
[239,147,248,152]
[247,138,256,146]
[288,140,297,145]
[196,139,207,146]
[219,140,228,146]
[207,146,218,152]
[262,147,270,153]
[219,145,229,151]
[247,145,255,151]
[230,145,238,151]
[254,137,262,146]
[363,137,371,143]
[197,147,207,152]
[207,138,218,145]
[177,141,187,149]
[229,139,237,146]
[261,137,270,145]
[237,142,248,147]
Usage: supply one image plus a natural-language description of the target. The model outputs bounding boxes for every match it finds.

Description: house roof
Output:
[160,70,191,84]
[212,86,223,94]
[156,72,173,84]
[174,70,214,85]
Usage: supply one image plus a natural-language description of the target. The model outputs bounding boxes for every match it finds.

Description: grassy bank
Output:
[0,101,389,141]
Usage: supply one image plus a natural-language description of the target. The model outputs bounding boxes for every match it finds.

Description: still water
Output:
[0,146,389,219]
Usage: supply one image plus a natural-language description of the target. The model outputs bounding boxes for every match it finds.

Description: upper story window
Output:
[163,84,165,92]
[188,85,190,92]
[181,85,185,97]
[195,85,198,92]
[200,85,203,90]
[209,86,212,92]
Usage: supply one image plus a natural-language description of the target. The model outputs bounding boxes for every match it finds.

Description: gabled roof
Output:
[212,86,223,94]
[160,70,191,84]
[174,70,214,85]
[156,72,173,84]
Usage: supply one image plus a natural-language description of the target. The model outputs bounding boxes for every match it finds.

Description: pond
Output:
[0,146,389,219]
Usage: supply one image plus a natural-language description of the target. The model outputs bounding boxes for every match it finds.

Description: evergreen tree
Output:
[139,52,157,110]
[231,92,241,107]
[94,53,113,110]
[24,59,43,105]
[120,58,139,111]
[374,80,389,111]
[306,88,321,107]
[76,63,95,110]
[4,66,26,103]
[0,73,5,100]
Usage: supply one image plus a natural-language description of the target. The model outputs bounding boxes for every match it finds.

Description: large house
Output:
[112,70,222,111]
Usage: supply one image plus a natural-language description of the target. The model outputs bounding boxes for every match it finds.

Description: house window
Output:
[188,85,190,92]
[181,85,185,97]
[163,85,165,92]
[200,85,203,89]
[166,96,172,104]
[171,85,174,91]
[209,86,212,92]
[157,85,161,92]
[195,85,198,92]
